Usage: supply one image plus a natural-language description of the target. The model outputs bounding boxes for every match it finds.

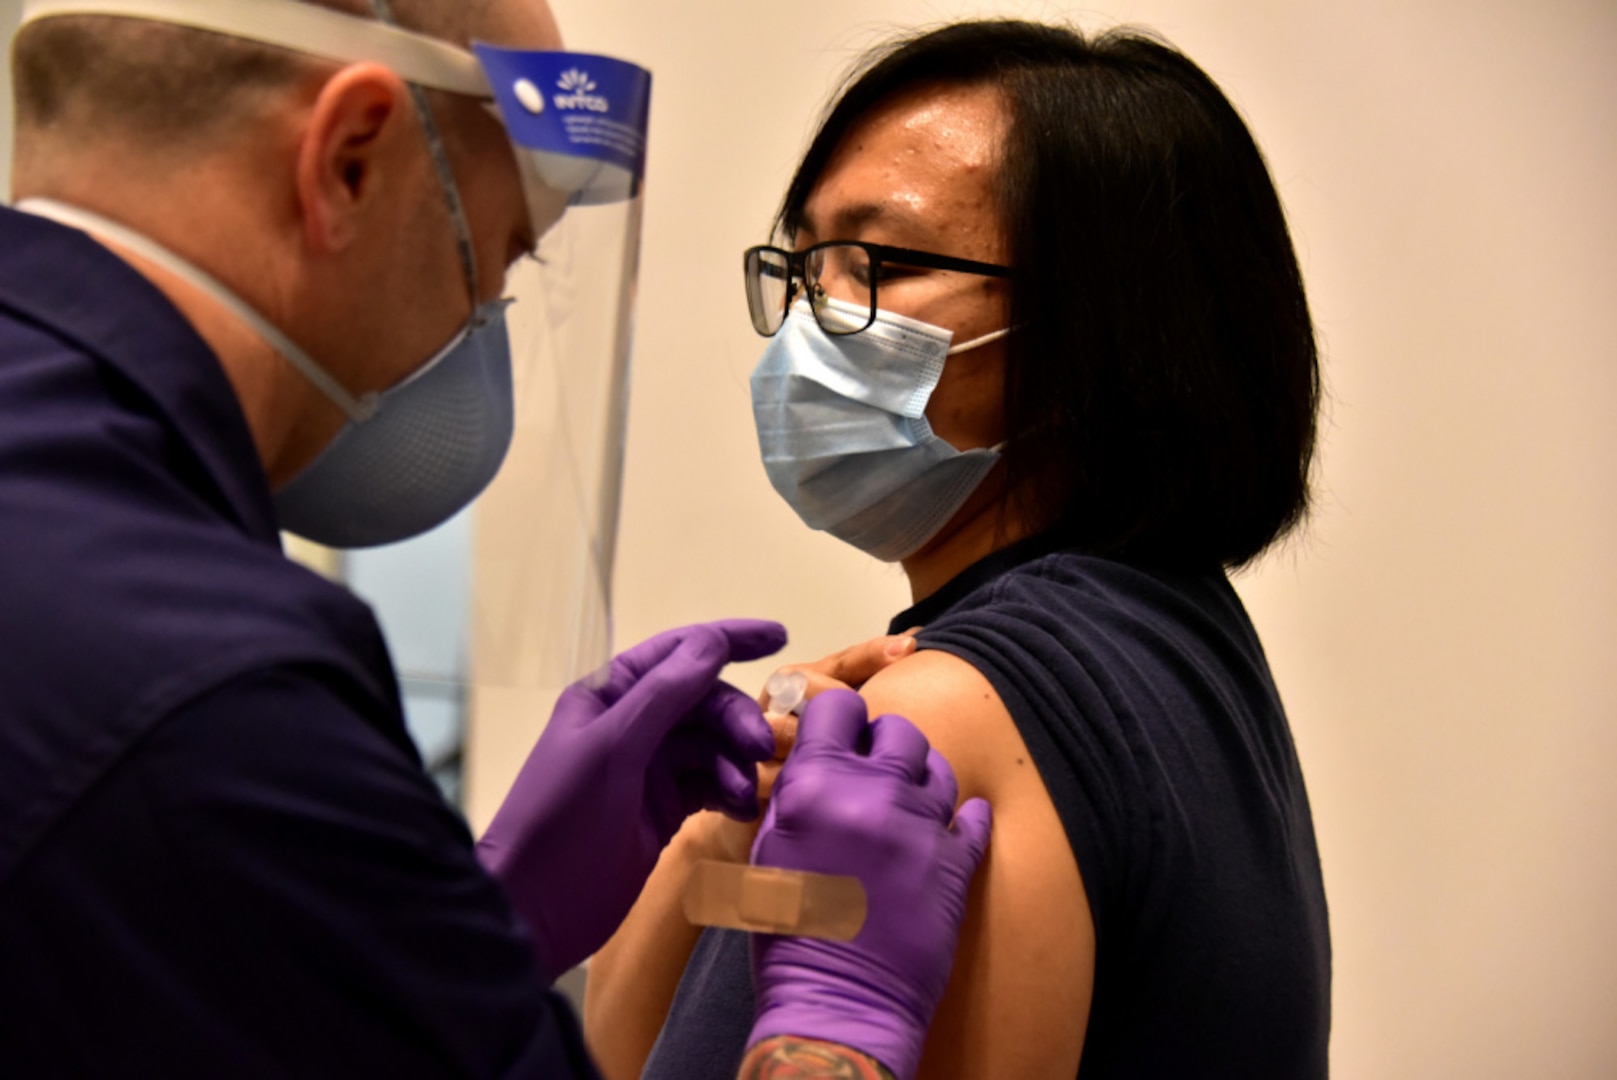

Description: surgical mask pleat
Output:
[787,301,946,418]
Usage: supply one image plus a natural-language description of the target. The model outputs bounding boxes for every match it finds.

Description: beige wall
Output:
[548,0,1617,1076]
[0,0,16,197]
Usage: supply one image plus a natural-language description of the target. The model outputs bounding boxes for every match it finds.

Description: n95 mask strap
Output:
[683,860,868,941]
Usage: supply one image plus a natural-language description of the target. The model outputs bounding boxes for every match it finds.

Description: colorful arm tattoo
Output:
[738,1035,898,1080]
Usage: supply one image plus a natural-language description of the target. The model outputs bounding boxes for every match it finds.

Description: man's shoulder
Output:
[0,540,403,886]
[0,206,179,369]
[0,369,400,885]
[0,226,400,882]
[0,343,393,720]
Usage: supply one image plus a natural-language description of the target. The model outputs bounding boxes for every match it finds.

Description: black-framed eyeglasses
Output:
[743,240,1011,337]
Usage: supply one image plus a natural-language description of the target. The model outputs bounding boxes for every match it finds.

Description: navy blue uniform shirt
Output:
[0,206,598,1077]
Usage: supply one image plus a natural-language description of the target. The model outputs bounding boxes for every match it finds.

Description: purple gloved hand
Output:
[747,689,992,1080]
[478,619,785,982]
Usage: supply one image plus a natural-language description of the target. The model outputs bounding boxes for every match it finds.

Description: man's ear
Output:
[295,63,414,254]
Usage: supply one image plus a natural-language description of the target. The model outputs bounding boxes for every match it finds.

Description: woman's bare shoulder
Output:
[857,647,1095,1079]
[858,648,1030,803]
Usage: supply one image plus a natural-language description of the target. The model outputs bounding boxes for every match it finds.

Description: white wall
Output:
[548,1,1617,1077]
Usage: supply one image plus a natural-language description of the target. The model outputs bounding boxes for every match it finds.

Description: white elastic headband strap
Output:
[19,0,491,98]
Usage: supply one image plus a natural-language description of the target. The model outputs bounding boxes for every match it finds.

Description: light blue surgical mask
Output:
[750,297,1009,562]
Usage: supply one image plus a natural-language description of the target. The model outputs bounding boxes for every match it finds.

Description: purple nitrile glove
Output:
[477,619,785,983]
[747,689,992,1080]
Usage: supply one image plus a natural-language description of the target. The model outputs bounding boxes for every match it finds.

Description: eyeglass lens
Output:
[746,243,878,337]
[804,245,876,335]
[745,248,791,336]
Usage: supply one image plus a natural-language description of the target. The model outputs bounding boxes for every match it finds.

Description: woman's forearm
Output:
[740,1036,896,1079]
[583,811,755,1079]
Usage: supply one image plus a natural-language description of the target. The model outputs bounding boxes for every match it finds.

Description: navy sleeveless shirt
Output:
[645,536,1330,1078]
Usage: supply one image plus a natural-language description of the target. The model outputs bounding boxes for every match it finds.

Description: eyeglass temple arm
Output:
[864,241,1011,278]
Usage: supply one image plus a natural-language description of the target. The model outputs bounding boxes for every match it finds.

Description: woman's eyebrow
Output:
[799,200,929,242]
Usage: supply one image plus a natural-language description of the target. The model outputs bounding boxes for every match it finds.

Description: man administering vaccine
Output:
[0,2,990,1077]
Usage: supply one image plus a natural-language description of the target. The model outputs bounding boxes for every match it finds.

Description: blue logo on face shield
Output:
[554,69,610,112]
[475,46,652,199]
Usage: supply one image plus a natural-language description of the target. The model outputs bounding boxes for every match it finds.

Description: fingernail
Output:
[885,635,916,658]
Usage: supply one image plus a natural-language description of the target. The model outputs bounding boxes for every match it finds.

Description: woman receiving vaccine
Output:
[588,19,1330,1080]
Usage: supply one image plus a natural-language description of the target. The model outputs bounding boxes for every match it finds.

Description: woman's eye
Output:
[870,262,922,286]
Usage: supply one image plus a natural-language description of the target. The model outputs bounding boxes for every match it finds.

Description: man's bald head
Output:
[11,0,497,153]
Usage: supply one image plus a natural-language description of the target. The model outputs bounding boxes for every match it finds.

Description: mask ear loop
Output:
[948,327,1013,453]
[947,326,1011,356]
[366,0,483,316]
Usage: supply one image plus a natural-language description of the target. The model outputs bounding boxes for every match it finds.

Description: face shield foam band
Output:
[18,0,491,95]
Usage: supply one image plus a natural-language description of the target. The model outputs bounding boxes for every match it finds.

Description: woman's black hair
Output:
[778,20,1319,570]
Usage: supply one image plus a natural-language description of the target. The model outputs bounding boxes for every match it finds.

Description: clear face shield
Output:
[463,45,649,820]
[20,0,650,813]
[465,40,648,690]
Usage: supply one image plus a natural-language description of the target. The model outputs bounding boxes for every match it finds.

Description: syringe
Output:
[764,669,809,718]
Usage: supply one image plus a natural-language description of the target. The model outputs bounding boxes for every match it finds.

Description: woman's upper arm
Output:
[859,649,1095,1079]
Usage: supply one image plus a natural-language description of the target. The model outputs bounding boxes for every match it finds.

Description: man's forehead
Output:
[474,0,563,51]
